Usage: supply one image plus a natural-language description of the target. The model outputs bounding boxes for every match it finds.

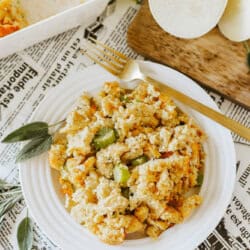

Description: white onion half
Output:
[149,0,228,39]
[218,0,250,42]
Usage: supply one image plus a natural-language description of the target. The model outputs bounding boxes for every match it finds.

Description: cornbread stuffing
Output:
[49,82,206,245]
[0,0,27,37]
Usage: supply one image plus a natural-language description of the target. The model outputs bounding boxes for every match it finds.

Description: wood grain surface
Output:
[127,0,250,108]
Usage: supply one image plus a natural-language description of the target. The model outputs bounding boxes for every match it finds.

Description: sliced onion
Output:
[149,0,228,39]
[218,0,250,42]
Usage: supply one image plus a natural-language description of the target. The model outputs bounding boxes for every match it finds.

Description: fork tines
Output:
[81,37,128,76]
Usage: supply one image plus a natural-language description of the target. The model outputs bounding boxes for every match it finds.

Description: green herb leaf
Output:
[0,195,22,217]
[120,95,130,103]
[0,179,8,188]
[196,171,204,186]
[16,135,52,163]
[0,179,23,229]
[2,122,49,143]
[0,179,20,191]
[17,217,33,250]
[121,187,130,199]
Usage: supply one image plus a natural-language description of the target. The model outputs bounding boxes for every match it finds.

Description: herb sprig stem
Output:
[2,190,23,196]
[1,118,66,162]
[0,179,23,226]
[48,119,66,128]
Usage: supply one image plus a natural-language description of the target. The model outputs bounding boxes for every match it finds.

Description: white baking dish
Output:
[0,0,109,58]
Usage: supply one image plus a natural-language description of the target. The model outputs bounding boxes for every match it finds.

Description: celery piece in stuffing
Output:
[92,127,117,150]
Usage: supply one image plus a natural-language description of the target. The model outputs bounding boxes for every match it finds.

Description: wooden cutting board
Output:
[127,0,250,108]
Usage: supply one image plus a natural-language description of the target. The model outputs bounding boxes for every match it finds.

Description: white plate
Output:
[20,61,236,250]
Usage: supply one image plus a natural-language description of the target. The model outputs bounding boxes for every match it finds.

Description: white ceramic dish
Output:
[0,0,108,59]
[20,61,236,250]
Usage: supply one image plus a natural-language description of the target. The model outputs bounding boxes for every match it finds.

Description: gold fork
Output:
[81,38,250,141]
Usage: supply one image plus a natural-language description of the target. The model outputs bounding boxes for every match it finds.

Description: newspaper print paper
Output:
[0,0,249,249]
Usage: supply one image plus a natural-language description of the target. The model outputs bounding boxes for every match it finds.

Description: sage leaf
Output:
[0,194,22,219]
[2,122,49,143]
[17,217,33,250]
[0,179,8,188]
[16,135,52,163]
[0,179,23,228]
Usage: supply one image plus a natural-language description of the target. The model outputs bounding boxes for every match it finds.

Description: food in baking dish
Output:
[0,0,27,37]
[49,81,206,245]
[0,0,85,37]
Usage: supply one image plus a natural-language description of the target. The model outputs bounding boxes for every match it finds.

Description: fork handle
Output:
[145,76,250,141]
